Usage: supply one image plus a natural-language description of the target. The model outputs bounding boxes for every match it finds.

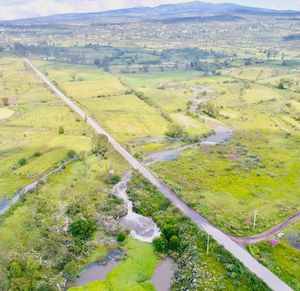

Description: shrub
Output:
[117,232,127,243]
[18,158,27,166]
[64,261,80,280]
[1,97,9,106]
[153,236,167,253]
[92,135,109,159]
[33,152,42,157]
[67,150,77,159]
[165,123,186,139]
[106,175,121,185]
[69,219,97,241]
[58,126,64,134]
[169,235,180,251]
[278,80,285,90]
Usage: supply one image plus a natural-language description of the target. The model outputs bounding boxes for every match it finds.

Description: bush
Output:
[92,135,109,159]
[165,123,186,139]
[169,235,180,251]
[18,158,27,166]
[69,219,97,241]
[33,152,42,157]
[106,175,121,185]
[278,81,285,90]
[67,150,77,159]
[1,97,9,106]
[117,232,127,243]
[58,126,64,134]
[153,236,167,253]
[63,260,80,280]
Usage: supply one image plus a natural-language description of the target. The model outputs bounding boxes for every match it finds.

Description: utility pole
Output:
[253,210,258,230]
[206,234,210,255]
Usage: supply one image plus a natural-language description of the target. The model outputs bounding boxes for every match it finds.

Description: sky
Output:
[0,0,300,20]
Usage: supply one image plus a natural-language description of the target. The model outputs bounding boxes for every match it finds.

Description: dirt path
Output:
[272,117,292,134]
[25,58,292,291]
[231,211,300,245]
[0,157,78,215]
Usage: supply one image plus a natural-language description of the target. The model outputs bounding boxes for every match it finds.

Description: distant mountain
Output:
[2,1,300,23]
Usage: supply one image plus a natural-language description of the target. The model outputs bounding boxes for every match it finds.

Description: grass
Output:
[0,56,92,200]
[127,173,270,291]
[33,61,170,143]
[28,60,299,238]
[147,72,300,236]
[248,221,300,290]
[0,149,129,288]
[69,238,158,291]
[121,73,212,137]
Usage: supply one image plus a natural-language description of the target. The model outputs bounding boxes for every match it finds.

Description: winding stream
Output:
[143,120,233,164]
[66,249,123,289]
[112,172,161,243]
[150,258,178,291]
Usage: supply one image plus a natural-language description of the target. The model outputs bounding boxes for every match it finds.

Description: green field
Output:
[248,221,300,290]
[0,57,93,200]
[1,6,300,290]
[70,239,158,291]
[33,61,171,143]
[148,71,300,236]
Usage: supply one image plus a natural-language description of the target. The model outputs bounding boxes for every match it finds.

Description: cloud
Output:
[0,0,299,20]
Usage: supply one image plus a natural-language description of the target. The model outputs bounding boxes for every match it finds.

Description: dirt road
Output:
[24,57,292,291]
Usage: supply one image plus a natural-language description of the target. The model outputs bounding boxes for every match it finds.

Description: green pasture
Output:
[0,57,93,200]
[69,238,158,291]
[249,221,300,290]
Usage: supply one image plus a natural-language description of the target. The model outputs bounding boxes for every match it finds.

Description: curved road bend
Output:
[24,57,292,291]
[231,211,300,245]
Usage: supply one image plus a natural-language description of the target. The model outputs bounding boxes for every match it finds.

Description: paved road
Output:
[231,211,300,245]
[24,58,293,291]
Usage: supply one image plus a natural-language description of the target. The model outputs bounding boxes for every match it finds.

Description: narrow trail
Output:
[272,117,292,134]
[25,57,293,291]
[231,211,300,245]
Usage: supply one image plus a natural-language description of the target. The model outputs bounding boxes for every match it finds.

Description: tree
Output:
[278,80,285,90]
[92,135,109,159]
[165,124,186,139]
[169,235,180,250]
[153,236,167,253]
[58,126,64,134]
[117,232,127,243]
[1,97,9,106]
[67,150,77,159]
[70,219,97,241]
[18,158,27,166]
[64,261,80,280]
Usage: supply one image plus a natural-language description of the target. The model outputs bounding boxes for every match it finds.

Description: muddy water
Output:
[66,119,232,290]
[67,174,162,288]
[150,258,178,291]
[112,173,161,243]
[143,144,196,165]
[66,249,123,289]
[201,123,233,145]
[143,121,233,164]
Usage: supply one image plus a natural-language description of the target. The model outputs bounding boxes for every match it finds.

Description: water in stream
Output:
[151,258,178,291]
[66,249,123,289]
[142,121,233,165]
[66,119,232,289]
[112,172,161,243]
